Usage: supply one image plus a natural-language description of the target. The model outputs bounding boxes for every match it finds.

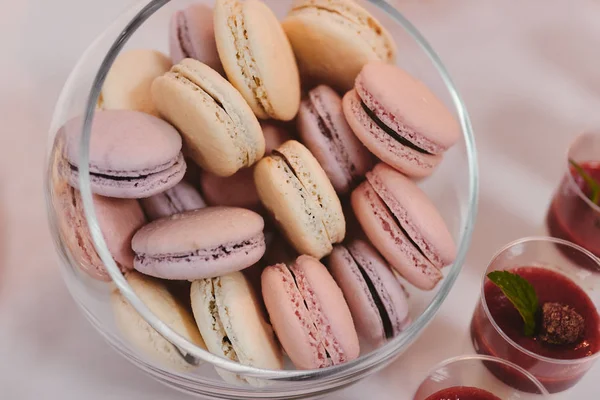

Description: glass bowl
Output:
[413,355,549,399]
[44,0,478,398]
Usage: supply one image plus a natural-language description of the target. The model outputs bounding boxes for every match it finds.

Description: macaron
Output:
[262,255,359,369]
[132,207,266,280]
[343,62,461,178]
[99,49,172,116]
[261,121,294,154]
[190,271,283,385]
[55,182,146,281]
[328,240,410,347]
[351,163,456,290]
[214,0,300,121]
[297,85,373,194]
[152,59,265,177]
[169,3,222,72]
[140,181,206,221]
[283,0,396,91]
[62,110,186,198]
[111,271,206,371]
[254,140,345,259]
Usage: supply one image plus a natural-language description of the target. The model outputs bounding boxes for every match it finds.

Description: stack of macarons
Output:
[51,0,461,382]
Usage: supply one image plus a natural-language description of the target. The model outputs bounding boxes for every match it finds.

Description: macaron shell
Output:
[214,0,301,121]
[152,59,265,177]
[343,89,441,178]
[254,155,332,258]
[262,263,329,369]
[200,167,261,211]
[283,0,396,91]
[356,62,461,151]
[100,49,172,116]
[328,245,386,346]
[169,4,222,72]
[261,121,294,154]
[367,163,456,268]
[291,255,359,364]
[351,181,442,290]
[347,240,411,336]
[63,110,183,176]
[276,140,346,245]
[111,271,206,371]
[140,181,206,221]
[298,85,373,193]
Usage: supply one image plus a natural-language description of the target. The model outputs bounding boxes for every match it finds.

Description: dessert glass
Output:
[545,131,600,270]
[44,0,478,398]
[470,237,600,394]
[413,355,549,399]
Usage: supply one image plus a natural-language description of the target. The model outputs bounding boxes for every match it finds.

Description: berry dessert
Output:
[423,386,501,400]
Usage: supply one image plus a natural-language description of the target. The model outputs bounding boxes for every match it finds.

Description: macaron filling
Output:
[366,172,445,269]
[225,1,274,117]
[135,235,265,268]
[206,279,240,362]
[175,12,196,59]
[70,153,184,182]
[344,247,394,338]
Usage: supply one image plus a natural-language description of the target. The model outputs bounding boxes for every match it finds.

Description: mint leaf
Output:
[487,271,539,337]
[570,159,600,205]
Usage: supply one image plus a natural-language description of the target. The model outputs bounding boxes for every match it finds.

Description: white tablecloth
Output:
[1,0,599,398]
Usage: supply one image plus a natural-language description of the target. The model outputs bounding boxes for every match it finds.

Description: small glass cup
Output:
[545,131,600,270]
[413,355,549,399]
[470,237,600,393]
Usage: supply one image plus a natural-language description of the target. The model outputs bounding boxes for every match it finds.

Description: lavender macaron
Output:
[132,207,266,280]
[140,181,205,221]
[62,110,186,198]
[343,62,461,178]
[298,85,373,194]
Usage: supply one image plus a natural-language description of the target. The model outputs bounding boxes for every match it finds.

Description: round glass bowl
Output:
[413,355,549,399]
[44,0,478,398]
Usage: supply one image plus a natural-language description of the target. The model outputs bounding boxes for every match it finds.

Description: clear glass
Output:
[44,0,478,398]
[545,131,600,269]
[413,355,549,399]
[470,237,600,394]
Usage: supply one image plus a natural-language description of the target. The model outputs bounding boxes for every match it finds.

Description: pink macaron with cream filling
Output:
[343,62,460,178]
[351,163,456,290]
[262,255,359,369]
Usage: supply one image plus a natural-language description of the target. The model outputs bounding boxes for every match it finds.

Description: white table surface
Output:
[1,0,599,398]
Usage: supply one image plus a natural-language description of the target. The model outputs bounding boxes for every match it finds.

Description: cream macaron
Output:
[152,58,265,177]
[214,0,300,121]
[254,140,345,258]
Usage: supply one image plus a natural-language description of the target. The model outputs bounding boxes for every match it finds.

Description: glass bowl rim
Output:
[565,131,600,213]
[417,354,550,396]
[49,0,480,382]
[480,236,600,365]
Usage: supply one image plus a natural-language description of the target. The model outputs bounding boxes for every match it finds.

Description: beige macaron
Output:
[99,49,172,116]
[254,140,345,259]
[111,271,206,371]
[214,0,300,121]
[190,271,283,386]
[283,0,396,91]
[152,58,265,177]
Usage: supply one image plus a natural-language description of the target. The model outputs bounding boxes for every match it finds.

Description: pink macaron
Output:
[351,163,456,290]
[140,181,206,221]
[169,3,223,73]
[262,255,359,369]
[328,240,410,347]
[298,85,373,194]
[132,207,266,280]
[343,62,460,178]
[62,110,186,199]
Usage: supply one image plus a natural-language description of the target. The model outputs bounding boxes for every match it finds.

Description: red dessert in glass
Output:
[546,161,600,269]
[424,386,501,400]
[471,266,600,393]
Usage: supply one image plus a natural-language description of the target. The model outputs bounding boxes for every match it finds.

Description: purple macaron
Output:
[132,206,266,280]
[140,181,206,221]
[298,85,373,194]
[169,3,223,73]
[328,240,410,347]
[62,110,186,199]
[343,62,460,178]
